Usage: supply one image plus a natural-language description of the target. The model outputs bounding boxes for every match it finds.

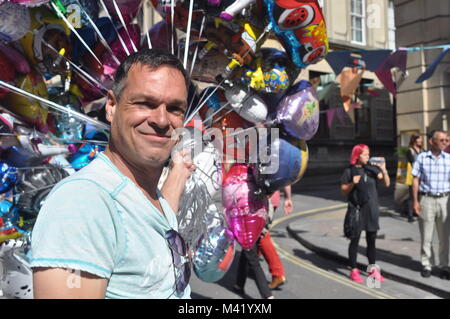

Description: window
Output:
[387,0,396,50]
[351,0,366,45]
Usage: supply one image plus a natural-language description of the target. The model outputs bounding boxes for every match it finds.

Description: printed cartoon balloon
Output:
[1,72,50,132]
[10,0,49,7]
[0,43,31,75]
[18,7,72,75]
[0,1,31,42]
[193,223,235,282]
[276,80,319,140]
[263,0,329,68]
[252,135,308,197]
[0,162,19,194]
[222,164,268,250]
[15,164,69,215]
[0,242,33,299]
[0,51,16,99]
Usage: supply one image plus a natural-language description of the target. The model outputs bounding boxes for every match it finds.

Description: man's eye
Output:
[168,106,186,115]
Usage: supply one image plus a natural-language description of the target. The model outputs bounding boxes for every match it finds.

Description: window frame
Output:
[350,0,367,45]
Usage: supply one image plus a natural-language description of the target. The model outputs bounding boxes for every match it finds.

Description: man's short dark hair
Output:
[428,129,446,140]
[111,48,189,102]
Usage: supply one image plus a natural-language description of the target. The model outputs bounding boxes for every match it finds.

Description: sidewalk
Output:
[287,197,450,298]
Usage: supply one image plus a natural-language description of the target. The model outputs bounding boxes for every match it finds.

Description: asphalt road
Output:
[190,184,442,299]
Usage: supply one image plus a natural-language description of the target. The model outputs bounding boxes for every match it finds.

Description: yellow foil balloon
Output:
[2,72,49,130]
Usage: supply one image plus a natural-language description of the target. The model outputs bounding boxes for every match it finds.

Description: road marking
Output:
[272,203,396,299]
[272,203,347,227]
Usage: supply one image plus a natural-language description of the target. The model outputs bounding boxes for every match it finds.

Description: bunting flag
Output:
[416,46,450,83]
[374,50,408,96]
[325,50,392,75]
[326,108,336,128]
[335,107,346,124]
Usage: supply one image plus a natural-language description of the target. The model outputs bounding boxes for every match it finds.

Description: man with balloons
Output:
[0,0,329,299]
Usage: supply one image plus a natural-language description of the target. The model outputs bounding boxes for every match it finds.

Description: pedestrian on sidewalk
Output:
[406,134,424,223]
[258,186,293,290]
[233,240,275,299]
[411,130,450,280]
[340,144,390,284]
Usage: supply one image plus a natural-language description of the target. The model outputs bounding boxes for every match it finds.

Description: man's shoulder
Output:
[56,154,125,195]
[416,151,430,161]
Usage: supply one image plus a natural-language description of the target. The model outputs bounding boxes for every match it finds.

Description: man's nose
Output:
[148,105,170,129]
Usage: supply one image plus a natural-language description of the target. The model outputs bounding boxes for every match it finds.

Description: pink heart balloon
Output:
[222,164,268,250]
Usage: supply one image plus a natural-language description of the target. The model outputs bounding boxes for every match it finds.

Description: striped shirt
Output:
[412,151,450,194]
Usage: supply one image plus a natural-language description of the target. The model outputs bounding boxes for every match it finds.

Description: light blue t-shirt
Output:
[30,153,191,299]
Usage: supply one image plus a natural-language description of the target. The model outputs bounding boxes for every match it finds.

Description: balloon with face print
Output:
[18,7,72,75]
[1,72,50,132]
[193,222,235,282]
[262,0,329,68]
[222,163,268,250]
[0,1,31,43]
[276,80,320,140]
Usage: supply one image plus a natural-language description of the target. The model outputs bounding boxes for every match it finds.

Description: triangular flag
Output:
[335,107,346,124]
[326,50,392,75]
[375,50,408,96]
[416,47,450,83]
[326,108,336,128]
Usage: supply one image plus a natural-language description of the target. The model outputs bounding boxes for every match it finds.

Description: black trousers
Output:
[236,241,272,299]
[348,231,377,269]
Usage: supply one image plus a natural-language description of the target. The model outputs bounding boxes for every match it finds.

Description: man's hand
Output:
[413,200,422,215]
[170,149,197,181]
[284,199,293,215]
[162,149,196,214]
[353,175,361,184]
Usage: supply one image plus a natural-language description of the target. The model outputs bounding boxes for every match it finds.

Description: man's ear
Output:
[106,90,117,123]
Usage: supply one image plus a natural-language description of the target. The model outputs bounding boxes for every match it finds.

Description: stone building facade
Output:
[393,0,450,146]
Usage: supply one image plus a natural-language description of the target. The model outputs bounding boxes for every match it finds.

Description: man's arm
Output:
[161,149,196,214]
[33,268,108,299]
[412,176,421,215]
[283,185,293,215]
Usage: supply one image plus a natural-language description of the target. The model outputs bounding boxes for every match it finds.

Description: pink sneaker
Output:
[368,268,385,282]
[349,269,364,283]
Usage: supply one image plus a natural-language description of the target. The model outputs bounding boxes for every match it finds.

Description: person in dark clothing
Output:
[406,134,423,222]
[340,144,390,283]
[233,242,274,299]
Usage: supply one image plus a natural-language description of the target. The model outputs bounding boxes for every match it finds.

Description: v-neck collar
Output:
[98,152,171,224]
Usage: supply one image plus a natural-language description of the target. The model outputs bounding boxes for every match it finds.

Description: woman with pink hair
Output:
[340,144,390,283]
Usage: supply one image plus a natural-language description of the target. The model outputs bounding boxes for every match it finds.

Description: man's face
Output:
[106,64,187,169]
[431,132,449,152]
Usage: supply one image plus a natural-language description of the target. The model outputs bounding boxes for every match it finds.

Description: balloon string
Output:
[210,107,234,126]
[202,101,231,126]
[182,0,194,70]
[111,0,138,53]
[189,15,206,77]
[183,76,228,125]
[50,2,102,66]
[183,26,271,126]
[41,40,108,93]
[185,84,208,123]
[0,133,108,145]
[0,80,110,131]
[171,0,175,55]
[81,5,122,66]
[98,0,131,56]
